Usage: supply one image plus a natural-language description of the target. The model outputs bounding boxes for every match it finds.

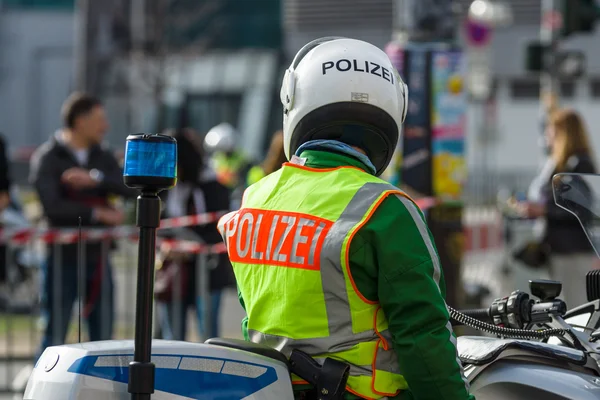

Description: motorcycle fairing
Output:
[26,340,294,399]
[457,336,586,366]
[205,338,290,367]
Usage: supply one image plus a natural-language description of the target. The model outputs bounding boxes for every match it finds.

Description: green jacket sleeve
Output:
[238,285,250,341]
[365,194,474,400]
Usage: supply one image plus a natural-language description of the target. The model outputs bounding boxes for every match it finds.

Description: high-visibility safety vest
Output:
[213,151,247,189]
[246,165,266,186]
[218,161,412,399]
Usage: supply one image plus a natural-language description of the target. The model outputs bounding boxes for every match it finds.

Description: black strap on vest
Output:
[289,349,350,400]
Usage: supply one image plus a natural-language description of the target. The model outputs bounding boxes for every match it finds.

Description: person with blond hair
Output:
[515,108,597,307]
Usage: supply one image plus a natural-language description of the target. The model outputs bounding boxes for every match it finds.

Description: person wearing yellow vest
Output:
[246,130,287,186]
[218,37,474,400]
[204,122,251,209]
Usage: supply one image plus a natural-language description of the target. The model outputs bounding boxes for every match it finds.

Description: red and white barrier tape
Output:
[156,238,227,255]
[1,197,502,254]
[1,211,228,245]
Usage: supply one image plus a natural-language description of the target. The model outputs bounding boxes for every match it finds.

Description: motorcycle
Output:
[22,170,600,399]
[0,192,42,314]
[454,172,600,399]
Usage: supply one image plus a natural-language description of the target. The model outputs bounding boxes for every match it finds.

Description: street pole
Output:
[539,0,560,164]
[129,0,146,133]
[74,0,91,92]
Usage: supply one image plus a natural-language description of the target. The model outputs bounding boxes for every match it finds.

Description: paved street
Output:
[0,360,27,400]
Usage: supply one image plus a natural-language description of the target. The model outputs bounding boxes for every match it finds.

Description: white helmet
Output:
[280,37,408,176]
[203,122,238,154]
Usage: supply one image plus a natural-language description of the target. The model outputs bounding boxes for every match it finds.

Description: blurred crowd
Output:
[0,91,289,390]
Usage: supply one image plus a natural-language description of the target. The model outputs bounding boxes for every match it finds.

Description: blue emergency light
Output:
[123,133,177,192]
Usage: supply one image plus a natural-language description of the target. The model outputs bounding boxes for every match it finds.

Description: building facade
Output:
[2,0,600,188]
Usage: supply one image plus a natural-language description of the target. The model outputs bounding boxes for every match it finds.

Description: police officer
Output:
[218,37,474,400]
[203,122,251,209]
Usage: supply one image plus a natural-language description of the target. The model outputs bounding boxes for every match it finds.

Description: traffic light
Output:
[525,40,586,79]
[525,42,548,72]
[561,0,600,37]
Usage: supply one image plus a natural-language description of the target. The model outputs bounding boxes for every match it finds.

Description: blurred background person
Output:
[0,133,10,213]
[0,133,12,294]
[155,128,234,341]
[511,108,596,307]
[29,92,136,363]
[203,122,252,210]
[246,130,287,186]
[0,132,38,313]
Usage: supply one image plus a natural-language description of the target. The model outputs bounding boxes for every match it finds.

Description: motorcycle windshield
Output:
[552,173,600,258]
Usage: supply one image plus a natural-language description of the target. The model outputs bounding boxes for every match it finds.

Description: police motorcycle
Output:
[21,136,600,399]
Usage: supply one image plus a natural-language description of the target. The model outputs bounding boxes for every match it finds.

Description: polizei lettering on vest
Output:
[321,59,394,84]
[223,208,333,270]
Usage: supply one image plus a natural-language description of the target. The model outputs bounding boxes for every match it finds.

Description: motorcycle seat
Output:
[205,337,290,367]
[457,336,587,366]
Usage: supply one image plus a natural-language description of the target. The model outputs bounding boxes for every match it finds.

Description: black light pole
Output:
[122,134,178,400]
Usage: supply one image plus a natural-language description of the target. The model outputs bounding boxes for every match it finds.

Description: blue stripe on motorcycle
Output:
[68,354,278,399]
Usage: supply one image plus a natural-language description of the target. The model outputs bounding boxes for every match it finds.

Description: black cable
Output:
[458,308,493,323]
[448,306,572,341]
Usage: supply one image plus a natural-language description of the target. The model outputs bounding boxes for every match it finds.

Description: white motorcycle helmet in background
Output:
[203,122,238,154]
[280,37,408,176]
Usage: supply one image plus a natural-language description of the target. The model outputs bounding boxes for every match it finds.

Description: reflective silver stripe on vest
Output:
[318,182,398,337]
[248,328,395,358]
[396,195,470,390]
[248,329,379,356]
[251,182,402,375]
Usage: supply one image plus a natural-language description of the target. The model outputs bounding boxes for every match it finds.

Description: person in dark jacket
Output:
[29,92,136,362]
[155,128,233,340]
[515,108,596,307]
[0,133,11,285]
[0,134,10,210]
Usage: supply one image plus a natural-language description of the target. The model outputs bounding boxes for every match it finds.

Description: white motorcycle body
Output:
[26,335,600,400]
[458,335,600,399]
[24,339,294,400]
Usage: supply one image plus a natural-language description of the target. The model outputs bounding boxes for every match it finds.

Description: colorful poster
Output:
[431,51,467,139]
[432,139,466,200]
[431,50,467,200]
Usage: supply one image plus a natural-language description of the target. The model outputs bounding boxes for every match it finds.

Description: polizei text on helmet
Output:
[322,60,394,84]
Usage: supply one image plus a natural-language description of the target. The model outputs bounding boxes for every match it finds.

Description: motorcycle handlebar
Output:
[453,293,567,329]
[451,308,493,326]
